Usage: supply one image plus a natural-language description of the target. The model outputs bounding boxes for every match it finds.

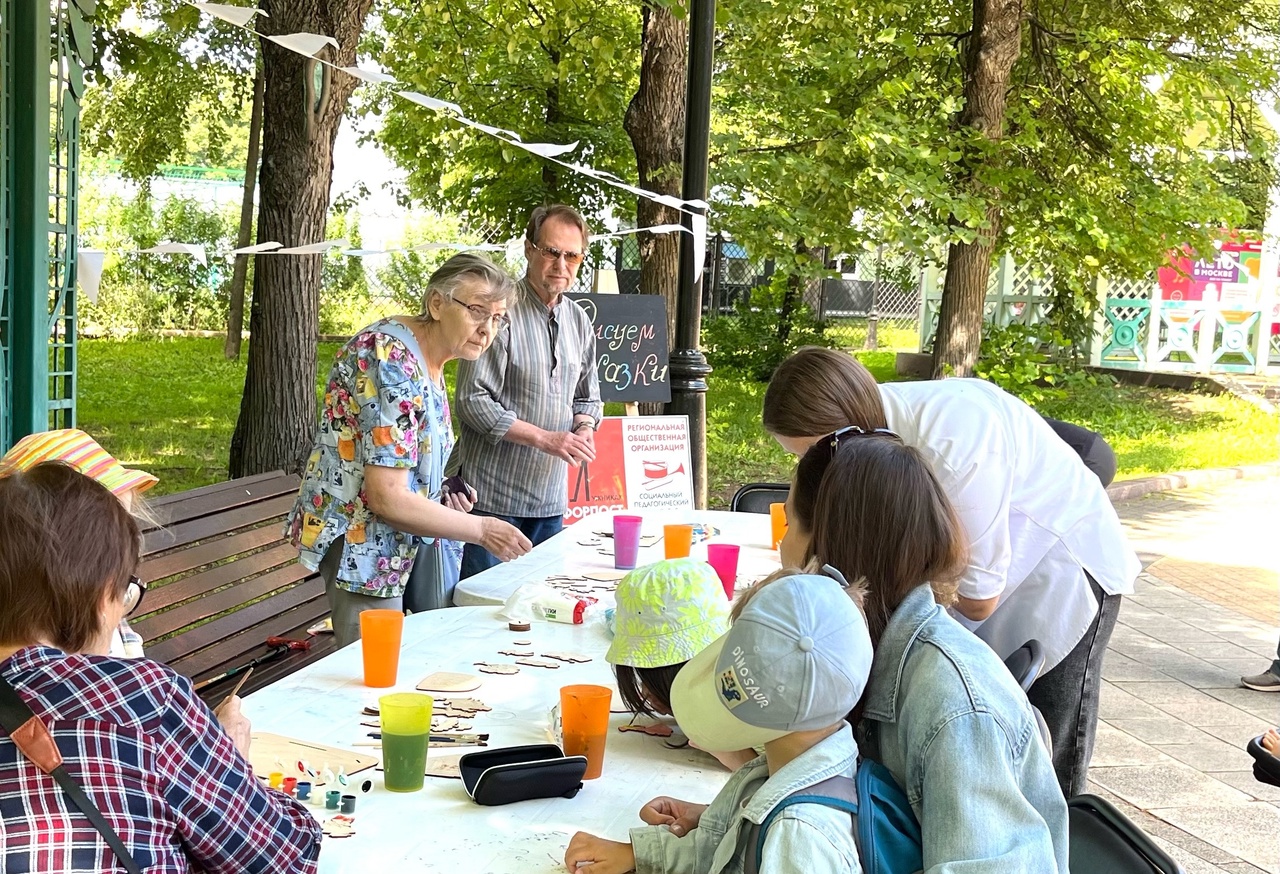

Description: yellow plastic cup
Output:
[379,692,433,793]
[663,524,694,559]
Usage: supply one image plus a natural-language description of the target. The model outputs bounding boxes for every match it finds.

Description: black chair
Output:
[730,483,790,515]
[1068,794,1184,874]
[1003,639,1046,693]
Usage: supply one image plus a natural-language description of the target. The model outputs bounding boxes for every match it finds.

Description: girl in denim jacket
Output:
[781,432,1069,873]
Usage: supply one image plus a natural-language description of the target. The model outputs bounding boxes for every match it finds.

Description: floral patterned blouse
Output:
[284,319,452,598]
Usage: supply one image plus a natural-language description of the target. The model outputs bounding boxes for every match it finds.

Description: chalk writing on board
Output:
[568,294,671,404]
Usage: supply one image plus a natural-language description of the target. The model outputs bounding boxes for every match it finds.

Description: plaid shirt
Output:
[0,646,321,873]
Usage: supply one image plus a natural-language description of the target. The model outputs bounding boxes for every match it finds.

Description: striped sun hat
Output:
[0,429,158,496]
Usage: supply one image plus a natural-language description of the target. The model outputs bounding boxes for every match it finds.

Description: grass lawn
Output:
[76,338,1277,503]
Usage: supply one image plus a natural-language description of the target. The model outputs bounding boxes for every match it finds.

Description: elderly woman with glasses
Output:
[762,347,1140,799]
[284,253,533,647]
[0,463,322,873]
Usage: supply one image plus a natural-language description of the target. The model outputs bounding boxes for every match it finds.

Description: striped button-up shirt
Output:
[453,277,602,517]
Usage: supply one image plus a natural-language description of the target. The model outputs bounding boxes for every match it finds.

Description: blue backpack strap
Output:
[749,775,860,874]
[855,759,923,874]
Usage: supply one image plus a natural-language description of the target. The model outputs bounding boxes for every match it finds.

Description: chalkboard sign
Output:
[567,293,671,404]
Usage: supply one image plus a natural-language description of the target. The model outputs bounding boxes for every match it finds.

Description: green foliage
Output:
[709,0,1280,294]
[701,276,836,381]
[318,212,373,335]
[367,0,641,235]
[84,1,256,178]
[78,185,239,333]
[973,322,1101,406]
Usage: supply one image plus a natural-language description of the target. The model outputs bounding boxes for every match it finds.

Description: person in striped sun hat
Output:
[0,429,159,657]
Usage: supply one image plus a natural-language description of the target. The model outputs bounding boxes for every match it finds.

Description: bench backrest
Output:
[134,472,336,704]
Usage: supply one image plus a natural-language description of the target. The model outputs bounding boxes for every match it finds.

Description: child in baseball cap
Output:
[566,567,872,874]
[607,558,731,720]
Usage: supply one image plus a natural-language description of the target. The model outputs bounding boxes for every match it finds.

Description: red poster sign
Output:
[565,416,694,525]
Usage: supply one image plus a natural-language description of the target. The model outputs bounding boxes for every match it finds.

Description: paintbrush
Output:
[218,667,254,711]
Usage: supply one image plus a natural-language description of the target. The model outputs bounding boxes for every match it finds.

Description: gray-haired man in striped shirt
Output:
[453,205,603,579]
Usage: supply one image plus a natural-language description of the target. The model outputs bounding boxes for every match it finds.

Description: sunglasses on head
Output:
[811,424,902,470]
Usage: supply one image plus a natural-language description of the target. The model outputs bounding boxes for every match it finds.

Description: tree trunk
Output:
[229,0,374,478]
[931,0,1023,379]
[225,68,264,360]
[777,239,807,347]
[624,2,687,416]
[542,48,561,197]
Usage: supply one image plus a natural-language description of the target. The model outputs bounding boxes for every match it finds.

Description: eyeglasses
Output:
[449,297,511,330]
[123,575,147,617]
[529,241,585,268]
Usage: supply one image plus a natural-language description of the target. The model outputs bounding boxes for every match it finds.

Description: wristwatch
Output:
[572,420,595,434]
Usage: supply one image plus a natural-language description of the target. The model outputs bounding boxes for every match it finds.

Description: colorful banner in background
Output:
[565,416,693,525]
[1158,233,1268,305]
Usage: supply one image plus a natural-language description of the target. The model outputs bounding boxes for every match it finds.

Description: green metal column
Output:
[9,0,50,441]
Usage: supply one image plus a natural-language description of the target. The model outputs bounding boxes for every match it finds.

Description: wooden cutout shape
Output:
[322,815,357,838]
[436,697,491,714]
[431,717,471,733]
[416,671,482,693]
[425,754,463,779]
[582,569,626,582]
[498,648,534,657]
[474,662,520,675]
[512,639,532,646]
[540,651,592,664]
[619,722,675,737]
[515,657,561,669]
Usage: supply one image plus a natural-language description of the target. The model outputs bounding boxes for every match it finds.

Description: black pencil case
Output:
[459,743,587,805]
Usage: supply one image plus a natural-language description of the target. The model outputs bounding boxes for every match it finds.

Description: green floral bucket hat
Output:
[606,558,731,669]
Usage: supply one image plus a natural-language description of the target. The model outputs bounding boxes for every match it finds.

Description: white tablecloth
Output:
[453,510,779,608]
[243,607,732,873]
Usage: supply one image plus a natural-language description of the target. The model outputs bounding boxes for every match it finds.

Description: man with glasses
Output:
[453,204,603,578]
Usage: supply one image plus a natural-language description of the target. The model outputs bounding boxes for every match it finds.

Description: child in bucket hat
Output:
[566,569,872,874]
[607,559,730,721]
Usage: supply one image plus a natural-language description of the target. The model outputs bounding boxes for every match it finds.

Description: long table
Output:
[452,510,779,608]
[243,606,733,872]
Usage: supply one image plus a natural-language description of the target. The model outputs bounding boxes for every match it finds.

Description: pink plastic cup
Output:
[613,515,644,570]
[706,544,741,599]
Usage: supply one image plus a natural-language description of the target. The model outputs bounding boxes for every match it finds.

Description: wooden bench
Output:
[132,471,337,706]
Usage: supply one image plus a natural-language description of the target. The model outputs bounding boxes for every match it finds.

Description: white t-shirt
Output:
[880,379,1140,671]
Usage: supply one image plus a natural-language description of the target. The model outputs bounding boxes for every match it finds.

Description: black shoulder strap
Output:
[0,674,144,874]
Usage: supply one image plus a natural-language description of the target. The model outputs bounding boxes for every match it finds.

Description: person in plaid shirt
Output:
[0,463,322,873]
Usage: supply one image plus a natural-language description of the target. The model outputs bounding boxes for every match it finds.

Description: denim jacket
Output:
[861,585,1069,873]
[630,724,863,874]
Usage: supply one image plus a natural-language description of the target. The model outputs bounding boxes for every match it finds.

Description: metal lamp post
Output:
[666,0,716,509]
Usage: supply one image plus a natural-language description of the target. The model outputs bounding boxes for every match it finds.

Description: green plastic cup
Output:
[379,692,433,792]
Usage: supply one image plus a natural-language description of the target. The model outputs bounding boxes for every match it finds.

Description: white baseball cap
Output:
[669,572,873,752]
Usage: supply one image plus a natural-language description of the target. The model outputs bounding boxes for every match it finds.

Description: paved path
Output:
[1090,476,1279,873]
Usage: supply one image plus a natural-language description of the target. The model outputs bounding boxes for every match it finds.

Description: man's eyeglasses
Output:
[123,575,147,617]
[449,297,511,330]
[530,241,585,268]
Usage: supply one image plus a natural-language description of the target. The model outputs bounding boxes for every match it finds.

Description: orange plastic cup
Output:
[769,502,789,550]
[663,524,694,559]
[359,609,404,688]
[560,684,612,780]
